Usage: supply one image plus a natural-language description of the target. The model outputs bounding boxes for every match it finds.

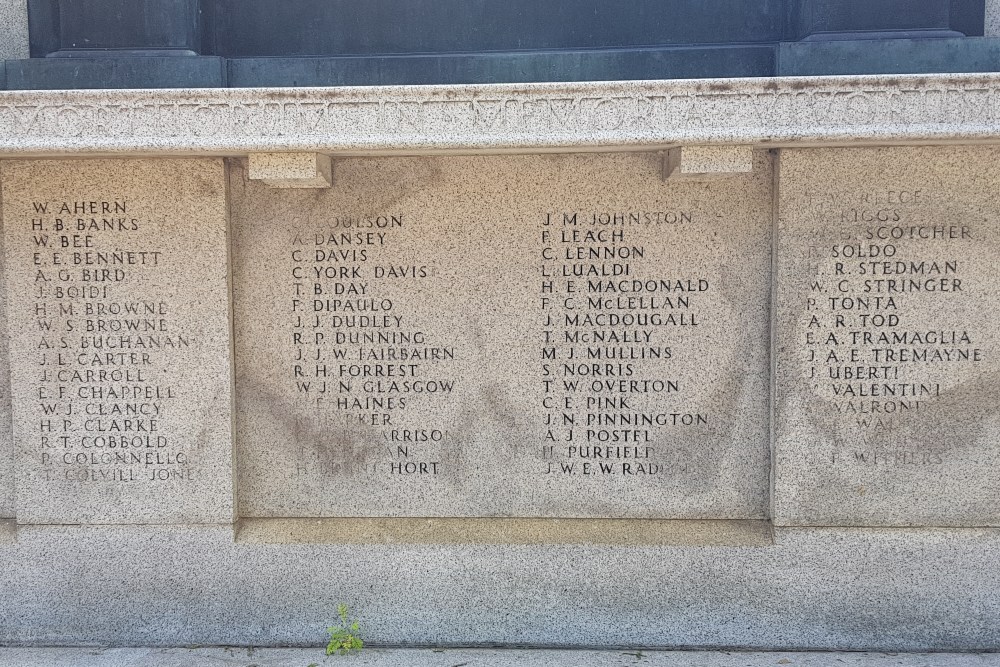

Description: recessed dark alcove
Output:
[8,0,992,89]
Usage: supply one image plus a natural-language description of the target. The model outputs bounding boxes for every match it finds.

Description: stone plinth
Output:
[1,159,234,525]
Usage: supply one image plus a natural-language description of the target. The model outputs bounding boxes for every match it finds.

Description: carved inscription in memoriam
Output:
[1,79,999,150]
[775,147,1000,527]
[2,159,234,524]
[234,154,771,518]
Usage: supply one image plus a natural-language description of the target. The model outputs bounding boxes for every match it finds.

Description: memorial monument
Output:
[1,0,1000,654]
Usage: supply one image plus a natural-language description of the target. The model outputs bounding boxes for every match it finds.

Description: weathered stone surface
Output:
[233,152,772,519]
[1,159,234,524]
[775,146,1000,527]
[2,524,1000,650]
[1,647,998,667]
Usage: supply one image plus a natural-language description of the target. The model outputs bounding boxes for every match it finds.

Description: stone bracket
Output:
[0,520,15,544]
[662,145,754,180]
[248,152,333,188]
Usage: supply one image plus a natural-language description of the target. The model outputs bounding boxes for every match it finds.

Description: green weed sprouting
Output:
[326,603,364,656]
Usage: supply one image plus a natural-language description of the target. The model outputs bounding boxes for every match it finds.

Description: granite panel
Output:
[0,0,28,60]
[1,159,234,524]
[989,0,1000,36]
[232,152,772,519]
[775,146,1000,526]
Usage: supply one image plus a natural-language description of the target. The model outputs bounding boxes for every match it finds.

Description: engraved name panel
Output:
[2,159,234,524]
[234,153,771,518]
[775,147,1000,526]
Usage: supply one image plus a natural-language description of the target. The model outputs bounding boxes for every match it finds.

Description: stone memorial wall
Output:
[1,77,1000,651]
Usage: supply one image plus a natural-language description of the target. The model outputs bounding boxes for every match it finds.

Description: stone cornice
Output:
[0,73,998,156]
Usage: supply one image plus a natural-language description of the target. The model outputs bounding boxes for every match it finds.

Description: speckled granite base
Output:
[0,524,999,651]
